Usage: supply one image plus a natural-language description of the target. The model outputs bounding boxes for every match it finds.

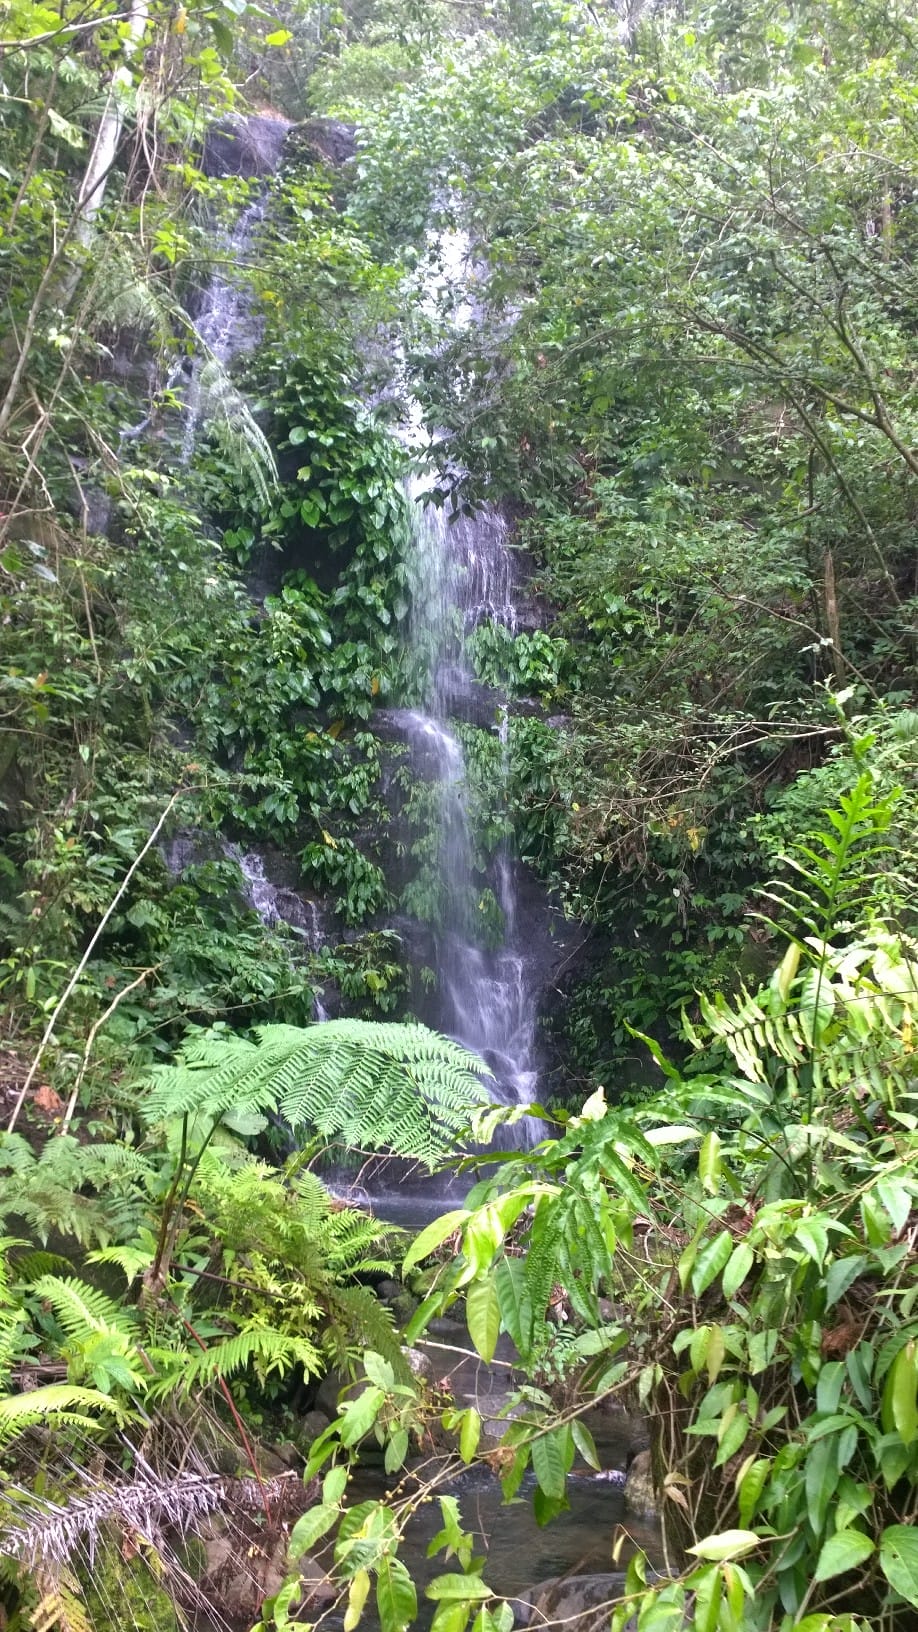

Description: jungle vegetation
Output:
[2,0,918,1629]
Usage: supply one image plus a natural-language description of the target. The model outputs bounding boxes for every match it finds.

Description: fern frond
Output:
[31,1276,139,1340]
[85,1245,154,1285]
[32,1566,91,1632]
[321,1284,404,1376]
[0,1384,126,1448]
[157,1325,321,1394]
[0,1133,37,1174]
[145,1019,491,1167]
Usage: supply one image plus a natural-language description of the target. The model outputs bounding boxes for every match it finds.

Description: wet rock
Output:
[202,114,290,179]
[391,1290,419,1325]
[403,1345,434,1382]
[315,1369,346,1419]
[200,1527,287,1623]
[200,1526,334,1626]
[623,1448,658,1520]
[428,1317,466,1340]
[295,117,357,166]
[300,1408,332,1445]
[516,1574,629,1632]
[297,1554,337,1613]
[256,1444,296,1478]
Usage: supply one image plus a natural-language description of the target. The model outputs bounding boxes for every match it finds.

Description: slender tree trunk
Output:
[823,549,845,685]
[0,0,149,438]
[72,0,150,248]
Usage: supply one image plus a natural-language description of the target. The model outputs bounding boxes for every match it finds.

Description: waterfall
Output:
[392,478,540,1120]
[167,141,552,1128]
[181,115,290,461]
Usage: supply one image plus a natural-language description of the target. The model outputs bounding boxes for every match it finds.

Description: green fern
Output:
[0,1137,154,1248]
[31,1276,139,1341]
[145,1019,491,1167]
[151,1324,322,1395]
[0,1384,127,1448]
[762,773,897,941]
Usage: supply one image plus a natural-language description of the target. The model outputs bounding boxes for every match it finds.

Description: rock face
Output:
[623,1449,659,1520]
[516,1574,630,1632]
[295,117,357,166]
[201,114,291,179]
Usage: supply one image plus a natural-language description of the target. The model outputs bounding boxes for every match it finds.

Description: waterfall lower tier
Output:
[383,704,539,1120]
[390,470,544,1127]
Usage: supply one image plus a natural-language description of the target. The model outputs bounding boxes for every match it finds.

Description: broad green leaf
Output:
[323,1465,348,1505]
[571,1418,600,1471]
[494,1258,527,1354]
[815,1362,846,1415]
[339,1386,386,1447]
[289,1504,337,1559]
[880,1525,918,1606]
[364,1352,395,1389]
[812,1529,875,1584]
[883,1341,918,1445]
[643,1124,701,1146]
[875,1177,913,1236]
[377,1556,417,1632]
[691,1230,733,1297]
[715,1404,749,1467]
[736,1457,770,1527]
[798,966,835,1046]
[531,1426,567,1500]
[466,1277,500,1363]
[690,1563,722,1632]
[825,1255,868,1308]
[722,1242,754,1300]
[687,1531,760,1562]
[459,1408,481,1463]
[794,1217,830,1267]
[344,1570,371,1632]
[426,1576,492,1602]
[430,1605,472,1632]
[805,1434,838,1535]
[385,1429,410,1473]
[698,1130,722,1194]
[772,940,801,1003]
[403,1211,469,1274]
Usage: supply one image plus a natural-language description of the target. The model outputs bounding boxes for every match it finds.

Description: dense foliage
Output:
[3,1,918,1631]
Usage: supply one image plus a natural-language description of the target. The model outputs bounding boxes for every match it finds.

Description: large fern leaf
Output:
[31,1275,139,1340]
[0,1384,127,1447]
[151,1325,321,1394]
[144,1019,492,1166]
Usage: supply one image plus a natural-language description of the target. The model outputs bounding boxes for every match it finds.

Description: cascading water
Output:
[181,116,289,460]
[175,136,552,1125]
[392,477,540,1119]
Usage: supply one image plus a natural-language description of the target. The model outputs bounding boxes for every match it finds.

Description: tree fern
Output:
[145,1019,491,1167]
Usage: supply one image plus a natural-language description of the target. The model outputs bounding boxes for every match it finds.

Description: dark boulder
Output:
[202,114,290,179]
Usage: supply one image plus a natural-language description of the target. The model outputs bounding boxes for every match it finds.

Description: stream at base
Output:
[338,1399,661,1631]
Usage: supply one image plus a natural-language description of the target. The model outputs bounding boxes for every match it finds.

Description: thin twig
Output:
[7,789,186,1134]
[60,966,157,1136]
